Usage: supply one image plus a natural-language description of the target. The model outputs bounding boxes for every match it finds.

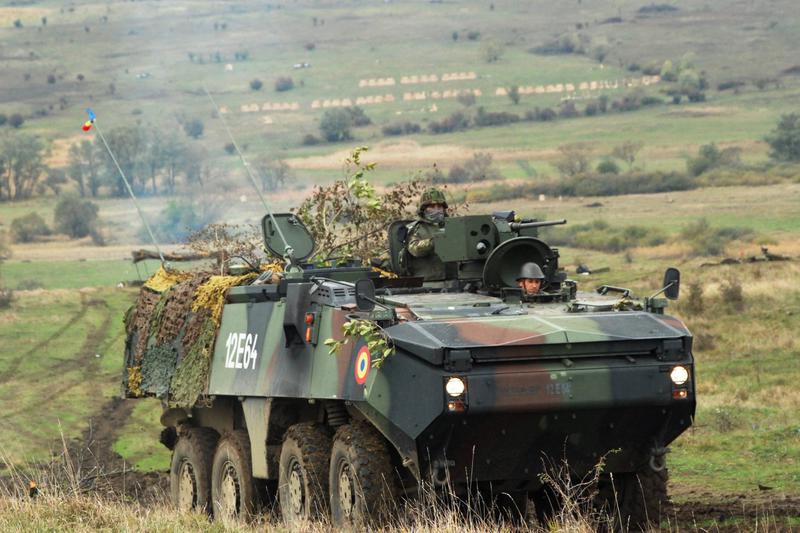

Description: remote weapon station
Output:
[123,208,695,528]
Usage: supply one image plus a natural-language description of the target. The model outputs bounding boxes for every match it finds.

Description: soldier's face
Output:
[424,204,446,217]
[518,278,542,295]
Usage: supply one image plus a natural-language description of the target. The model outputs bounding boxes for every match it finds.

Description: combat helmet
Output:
[418,188,448,216]
[517,262,545,280]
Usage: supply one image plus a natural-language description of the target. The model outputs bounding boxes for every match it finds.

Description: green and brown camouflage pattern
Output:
[123,212,696,489]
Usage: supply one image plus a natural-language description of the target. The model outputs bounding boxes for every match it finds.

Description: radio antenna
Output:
[202,86,295,265]
[88,111,166,265]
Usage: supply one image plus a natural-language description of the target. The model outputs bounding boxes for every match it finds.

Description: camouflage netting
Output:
[123,265,269,408]
[168,317,217,408]
[141,344,177,398]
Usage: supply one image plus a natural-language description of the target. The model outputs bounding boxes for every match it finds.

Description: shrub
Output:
[0,288,13,308]
[525,107,557,122]
[0,114,6,126]
[54,196,99,239]
[428,111,470,134]
[481,41,504,63]
[682,282,705,316]
[182,118,204,139]
[274,77,294,92]
[717,80,746,91]
[687,143,742,176]
[473,107,519,127]
[304,42,316,51]
[224,142,235,154]
[466,30,480,41]
[544,219,666,252]
[436,152,501,184]
[301,134,320,146]
[638,4,679,14]
[765,113,800,162]
[9,113,24,128]
[47,74,56,84]
[719,276,745,312]
[554,143,591,177]
[641,62,661,76]
[530,33,588,55]
[345,106,371,127]
[530,171,694,197]
[611,91,643,112]
[627,63,641,72]
[10,213,50,243]
[507,86,520,104]
[382,122,420,136]
[559,101,579,118]
[596,159,620,174]
[250,78,263,91]
[320,109,353,142]
[640,95,663,106]
[679,218,753,256]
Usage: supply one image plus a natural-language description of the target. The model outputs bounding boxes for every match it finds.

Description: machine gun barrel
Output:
[509,218,567,231]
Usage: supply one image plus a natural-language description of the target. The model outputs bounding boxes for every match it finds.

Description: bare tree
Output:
[554,143,592,177]
[612,141,644,171]
[255,157,295,192]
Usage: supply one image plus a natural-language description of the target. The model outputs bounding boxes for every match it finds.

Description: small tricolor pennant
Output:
[82,108,96,131]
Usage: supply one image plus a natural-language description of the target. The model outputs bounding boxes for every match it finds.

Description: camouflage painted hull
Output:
[202,291,694,486]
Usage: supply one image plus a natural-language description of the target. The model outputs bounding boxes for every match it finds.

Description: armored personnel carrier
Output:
[123,211,695,528]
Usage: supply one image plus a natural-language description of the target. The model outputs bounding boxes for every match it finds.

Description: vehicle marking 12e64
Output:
[225,332,259,370]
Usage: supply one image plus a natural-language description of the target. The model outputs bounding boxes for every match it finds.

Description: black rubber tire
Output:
[170,427,218,513]
[211,429,259,520]
[278,422,332,523]
[598,465,669,531]
[329,422,398,527]
[494,490,535,526]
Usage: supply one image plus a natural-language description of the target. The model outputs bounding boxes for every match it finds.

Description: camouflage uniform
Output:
[405,188,448,281]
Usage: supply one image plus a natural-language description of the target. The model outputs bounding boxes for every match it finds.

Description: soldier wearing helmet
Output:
[517,262,545,297]
[403,188,449,280]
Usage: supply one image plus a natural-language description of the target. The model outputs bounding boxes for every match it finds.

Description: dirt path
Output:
[671,494,800,531]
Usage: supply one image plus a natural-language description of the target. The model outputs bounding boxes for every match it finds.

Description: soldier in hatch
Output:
[404,188,449,281]
[517,262,545,297]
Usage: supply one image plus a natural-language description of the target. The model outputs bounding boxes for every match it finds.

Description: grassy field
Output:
[1,0,800,182]
[1,0,800,528]
[0,288,131,462]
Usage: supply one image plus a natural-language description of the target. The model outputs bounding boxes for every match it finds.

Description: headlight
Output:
[445,377,466,397]
[670,366,689,386]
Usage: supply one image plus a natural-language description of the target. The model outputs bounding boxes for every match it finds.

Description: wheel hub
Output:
[177,461,197,510]
[338,462,355,519]
[288,460,305,516]
[219,461,240,517]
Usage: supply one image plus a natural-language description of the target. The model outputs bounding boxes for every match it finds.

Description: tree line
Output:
[0,126,206,201]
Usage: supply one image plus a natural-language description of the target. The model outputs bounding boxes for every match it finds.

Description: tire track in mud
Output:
[0,298,112,422]
[0,294,163,501]
[0,294,99,384]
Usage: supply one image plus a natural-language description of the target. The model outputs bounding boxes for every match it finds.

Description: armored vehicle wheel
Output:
[211,430,258,520]
[329,422,398,527]
[278,423,332,523]
[598,465,669,531]
[494,491,535,525]
[170,427,218,513]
